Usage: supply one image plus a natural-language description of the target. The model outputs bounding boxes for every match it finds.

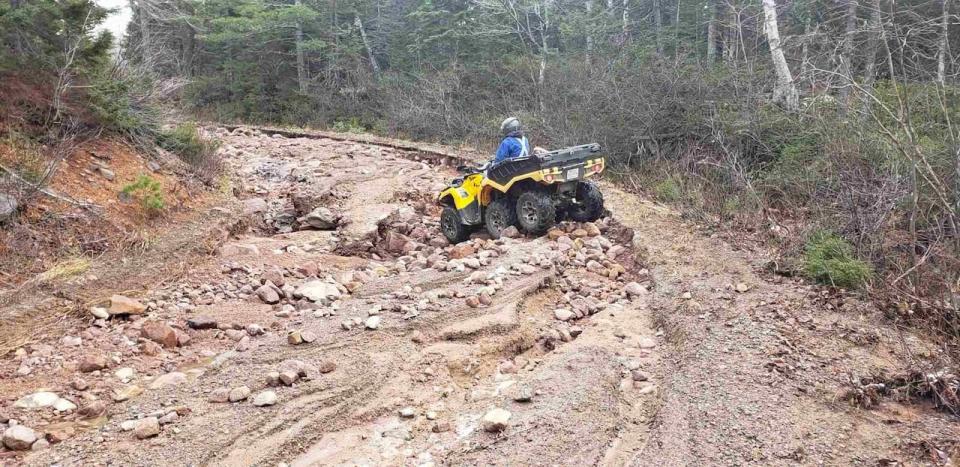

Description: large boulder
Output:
[242,198,268,216]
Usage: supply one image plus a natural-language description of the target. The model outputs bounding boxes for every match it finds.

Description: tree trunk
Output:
[938,0,950,84]
[586,0,594,64]
[136,0,152,69]
[295,0,308,93]
[862,0,881,90]
[652,0,663,55]
[838,0,858,111]
[622,0,630,35]
[762,0,799,111]
[799,17,811,89]
[181,23,196,78]
[538,0,551,112]
[706,0,717,63]
[355,16,381,76]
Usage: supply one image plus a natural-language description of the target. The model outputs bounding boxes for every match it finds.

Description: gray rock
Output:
[297,280,341,303]
[242,198,268,215]
[482,408,511,432]
[3,425,37,450]
[364,316,381,330]
[228,386,251,402]
[304,207,339,229]
[13,391,61,409]
[134,417,160,439]
[252,390,278,407]
[554,308,574,321]
[187,316,218,330]
[0,193,18,222]
[256,285,281,304]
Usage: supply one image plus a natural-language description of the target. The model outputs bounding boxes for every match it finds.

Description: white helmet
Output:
[500,117,521,136]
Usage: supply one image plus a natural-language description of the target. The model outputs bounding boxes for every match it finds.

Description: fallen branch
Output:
[0,163,103,211]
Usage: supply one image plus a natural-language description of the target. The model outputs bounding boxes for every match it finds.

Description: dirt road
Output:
[1,127,956,466]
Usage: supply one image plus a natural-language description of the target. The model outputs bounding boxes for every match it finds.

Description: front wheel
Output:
[440,206,470,244]
[516,190,556,235]
[567,181,604,222]
[485,197,516,239]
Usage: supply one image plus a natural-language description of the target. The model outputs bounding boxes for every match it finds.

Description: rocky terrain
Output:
[0,127,957,466]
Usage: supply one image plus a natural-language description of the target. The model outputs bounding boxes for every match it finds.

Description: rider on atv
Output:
[494,117,532,163]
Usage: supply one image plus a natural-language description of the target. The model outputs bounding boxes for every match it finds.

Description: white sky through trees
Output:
[95,0,132,41]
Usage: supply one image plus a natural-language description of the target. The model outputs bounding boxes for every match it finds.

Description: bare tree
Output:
[295,0,308,92]
[586,0,594,64]
[762,0,799,110]
[652,0,663,54]
[937,0,951,84]
[706,0,718,63]
[838,0,858,111]
[356,15,381,76]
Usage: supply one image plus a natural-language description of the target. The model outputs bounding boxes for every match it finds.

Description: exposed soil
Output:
[0,126,956,466]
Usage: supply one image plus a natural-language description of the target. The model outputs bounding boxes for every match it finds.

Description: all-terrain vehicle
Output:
[437,143,606,243]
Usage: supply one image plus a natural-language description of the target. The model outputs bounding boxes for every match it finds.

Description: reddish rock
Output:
[141,321,179,348]
[449,244,475,259]
[383,231,411,254]
[79,355,109,373]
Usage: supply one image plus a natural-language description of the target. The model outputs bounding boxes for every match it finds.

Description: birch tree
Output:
[761,0,798,110]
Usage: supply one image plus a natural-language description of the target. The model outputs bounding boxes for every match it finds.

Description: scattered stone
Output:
[208,388,231,403]
[53,398,77,412]
[735,282,750,293]
[253,391,278,407]
[140,340,163,356]
[478,293,493,306]
[482,408,511,432]
[624,282,646,297]
[31,437,50,450]
[318,361,336,373]
[432,421,451,433]
[256,285,281,304]
[71,378,89,391]
[301,331,317,343]
[115,367,135,383]
[242,198,268,215]
[141,321,179,348]
[228,386,251,402]
[298,280,342,303]
[279,370,299,386]
[158,412,179,425]
[246,324,265,336]
[465,296,480,308]
[631,370,649,382]
[14,392,60,409]
[681,292,693,300]
[554,308,574,321]
[112,385,144,402]
[109,295,147,315]
[399,407,416,418]
[60,335,82,347]
[509,385,534,402]
[79,354,109,373]
[501,226,520,238]
[134,417,160,439]
[90,307,110,319]
[187,316,218,330]
[449,244,475,259]
[585,223,601,237]
[149,372,187,390]
[3,425,37,451]
[304,207,339,229]
[364,316,381,330]
[287,331,304,345]
[78,400,107,419]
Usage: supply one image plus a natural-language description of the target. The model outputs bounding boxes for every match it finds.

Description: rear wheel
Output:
[516,190,556,235]
[485,197,516,239]
[567,181,604,222]
[440,206,470,244]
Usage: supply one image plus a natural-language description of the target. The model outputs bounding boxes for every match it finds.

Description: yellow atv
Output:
[437,143,606,243]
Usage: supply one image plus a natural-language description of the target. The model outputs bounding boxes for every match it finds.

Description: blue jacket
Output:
[494,132,530,163]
